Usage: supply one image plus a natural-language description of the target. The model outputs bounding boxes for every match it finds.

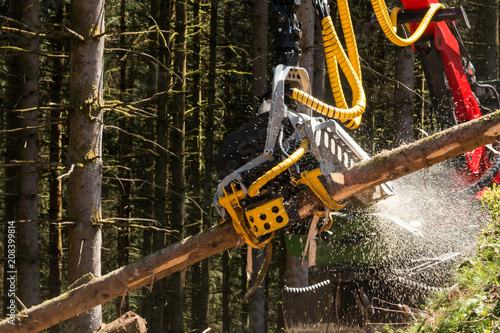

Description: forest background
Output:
[0,0,499,332]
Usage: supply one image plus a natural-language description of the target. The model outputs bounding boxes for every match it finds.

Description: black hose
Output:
[458,154,500,197]
[475,81,500,111]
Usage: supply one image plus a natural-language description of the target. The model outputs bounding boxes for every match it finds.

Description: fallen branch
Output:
[1,110,499,333]
[95,311,147,333]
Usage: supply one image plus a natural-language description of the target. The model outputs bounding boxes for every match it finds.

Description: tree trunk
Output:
[298,0,315,92]
[222,251,231,333]
[249,248,266,333]
[117,0,131,315]
[96,312,147,333]
[48,2,66,332]
[221,4,233,332]
[240,249,249,331]
[252,0,268,111]
[166,1,187,332]
[2,110,500,333]
[204,0,217,221]
[5,0,40,311]
[249,3,269,327]
[149,0,171,331]
[198,0,218,329]
[277,234,286,332]
[66,0,105,331]
[141,0,159,323]
[284,0,314,301]
[189,1,210,331]
[313,17,325,100]
[394,30,415,145]
[483,0,499,80]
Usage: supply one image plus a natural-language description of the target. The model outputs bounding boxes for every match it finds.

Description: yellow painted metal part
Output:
[296,168,346,211]
[248,137,310,197]
[244,197,290,237]
[218,183,277,249]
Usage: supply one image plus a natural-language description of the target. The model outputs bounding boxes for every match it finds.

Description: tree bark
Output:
[149,0,171,330]
[222,251,231,333]
[249,2,268,329]
[298,0,315,91]
[189,1,210,332]
[66,0,105,331]
[140,0,159,322]
[252,0,268,111]
[313,17,325,100]
[167,1,187,331]
[284,0,314,307]
[117,0,131,315]
[483,0,499,80]
[5,0,40,310]
[48,2,66,333]
[249,248,266,333]
[222,4,233,332]
[95,312,147,333]
[394,30,415,145]
[2,110,500,333]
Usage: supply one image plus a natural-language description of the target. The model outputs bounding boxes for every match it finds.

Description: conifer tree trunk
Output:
[150,0,171,330]
[483,0,499,80]
[277,235,286,332]
[240,249,248,330]
[5,0,40,310]
[117,0,131,314]
[394,31,415,145]
[221,5,233,332]
[66,0,105,331]
[298,0,315,93]
[249,248,266,333]
[141,0,159,322]
[248,1,269,331]
[190,1,210,331]
[48,2,66,332]
[284,0,311,299]
[167,1,187,332]
[204,0,217,222]
[252,0,268,110]
[313,18,325,100]
[222,251,231,332]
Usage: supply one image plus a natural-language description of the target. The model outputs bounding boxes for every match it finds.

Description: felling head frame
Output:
[214,0,395,248]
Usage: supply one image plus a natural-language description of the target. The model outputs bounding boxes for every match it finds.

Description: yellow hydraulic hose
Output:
[323,2,363,129]
[289,0,365,129]
[337,0,361,80]
[371,0,444,47]
[248,137,309,197]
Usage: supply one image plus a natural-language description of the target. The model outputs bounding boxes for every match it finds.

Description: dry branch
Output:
[95,311,147,333]
[1,110,499,333]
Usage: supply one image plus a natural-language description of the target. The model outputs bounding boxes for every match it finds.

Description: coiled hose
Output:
[371,0,444,47]
[290,0,365,129]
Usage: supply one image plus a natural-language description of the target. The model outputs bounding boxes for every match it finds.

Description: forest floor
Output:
[384,185,500,333]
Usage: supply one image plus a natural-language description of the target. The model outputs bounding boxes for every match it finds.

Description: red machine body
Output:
[401,0,499,189]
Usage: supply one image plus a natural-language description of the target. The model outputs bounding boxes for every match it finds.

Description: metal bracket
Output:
[265,65,311,156]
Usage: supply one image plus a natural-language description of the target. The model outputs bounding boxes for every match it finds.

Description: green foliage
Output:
[482,185,500,222]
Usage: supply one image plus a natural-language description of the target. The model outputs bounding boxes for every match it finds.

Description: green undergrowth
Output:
[384,185,500,333]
